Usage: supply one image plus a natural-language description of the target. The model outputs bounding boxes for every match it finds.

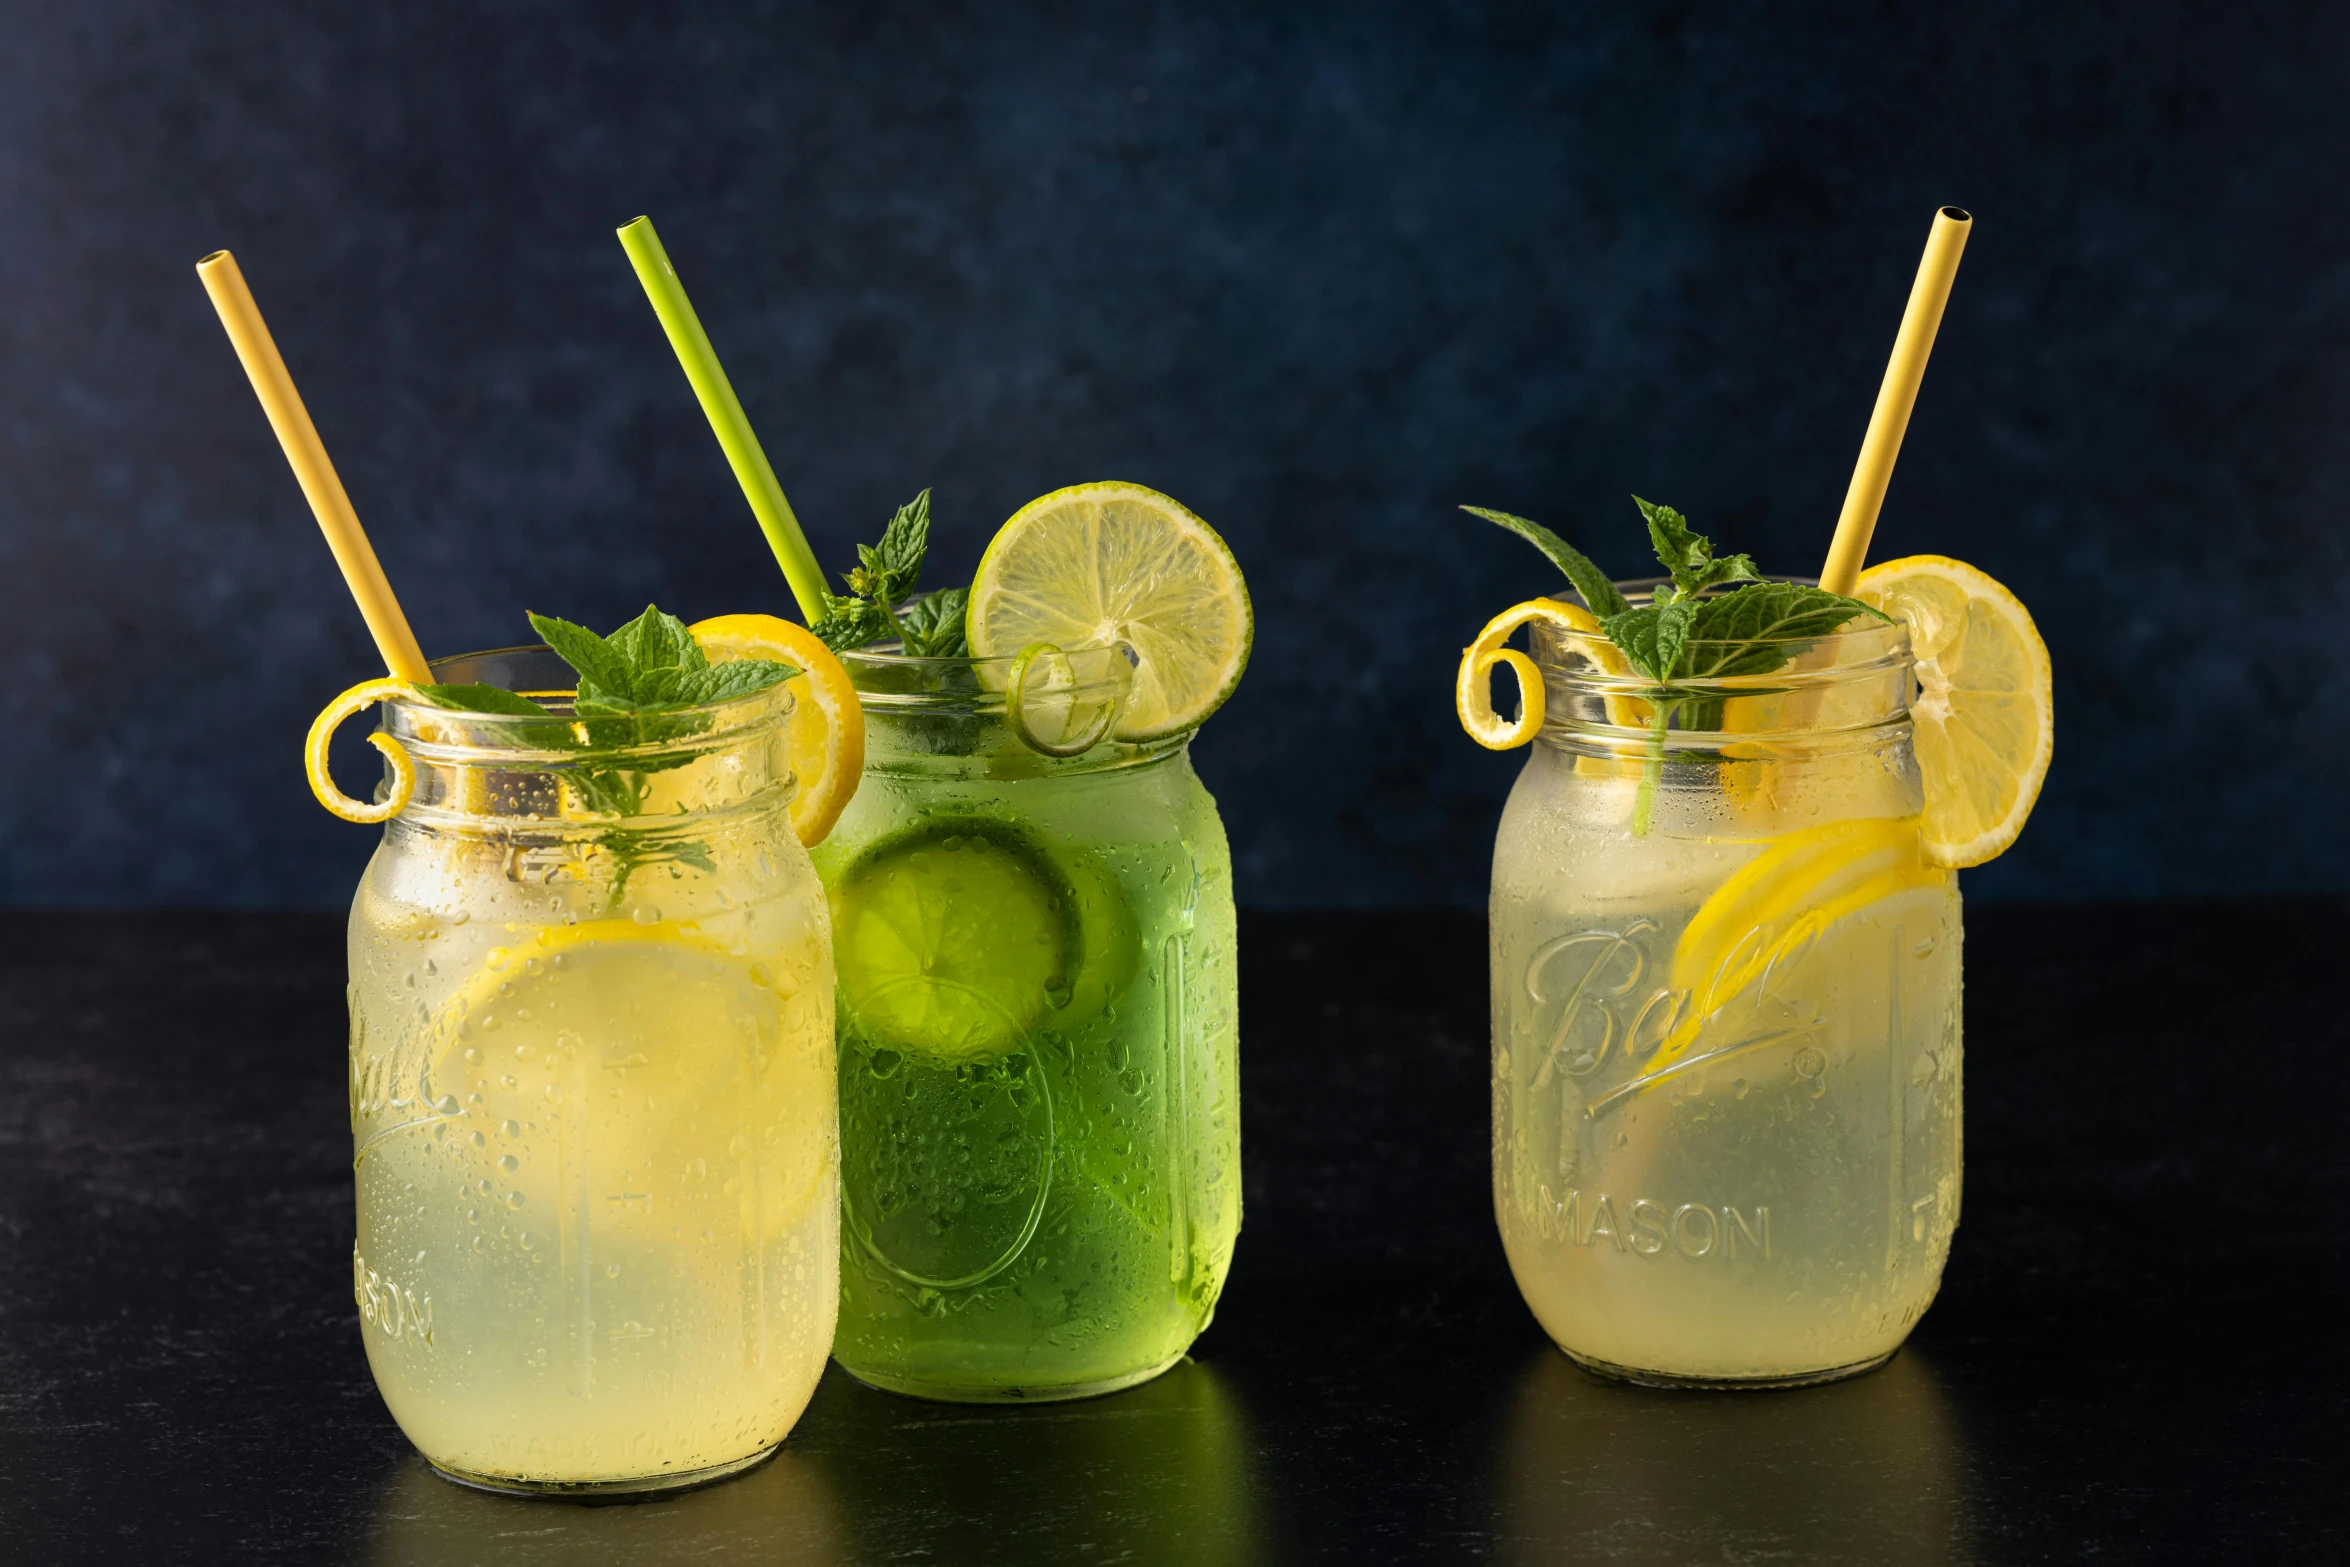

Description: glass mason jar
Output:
[346,647,838,1495]
[807,644,1240,1402]
[1490,587,1961,1388]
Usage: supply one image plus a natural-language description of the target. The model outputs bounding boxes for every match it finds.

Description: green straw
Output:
[616,215,829,623]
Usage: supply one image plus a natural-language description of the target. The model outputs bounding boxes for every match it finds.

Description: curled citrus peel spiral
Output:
[306,677,419,824]
[1455,598,1603,750]
[1007,641,1124,757]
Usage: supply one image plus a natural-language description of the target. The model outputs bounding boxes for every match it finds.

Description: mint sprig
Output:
[413,604,799,899]
[810,486,973,657]
[1464,497,1890,833]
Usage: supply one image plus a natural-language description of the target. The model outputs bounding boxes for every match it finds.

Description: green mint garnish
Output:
[809,487,972,656]
[895,586,970,658]
[1464,497,1890,833]
[412,604,798,900]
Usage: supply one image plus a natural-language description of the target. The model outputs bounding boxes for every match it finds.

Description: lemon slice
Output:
[420,917,833,1240]
[689,614,866,847]
[1853,556,2053,869]
[965,482,1251,741]
[1653,816,1951,1071]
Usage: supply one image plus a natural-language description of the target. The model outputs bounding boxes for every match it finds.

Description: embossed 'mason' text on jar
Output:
[347,647,837,1495]
[1489,587,1961,1388]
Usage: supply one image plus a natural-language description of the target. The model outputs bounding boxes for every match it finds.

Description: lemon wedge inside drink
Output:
[1853,555,2054,869]
[966,482,1251,741]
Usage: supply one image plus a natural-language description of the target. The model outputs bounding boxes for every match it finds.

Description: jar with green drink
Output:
[809,482,1252,1400]
[615,224,1253,1400]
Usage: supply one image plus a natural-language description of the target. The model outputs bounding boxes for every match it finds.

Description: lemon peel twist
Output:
[1455,598,1601,750]
[306,677,419,824]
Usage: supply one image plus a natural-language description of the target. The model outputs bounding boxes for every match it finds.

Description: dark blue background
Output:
[3,1,2344,908]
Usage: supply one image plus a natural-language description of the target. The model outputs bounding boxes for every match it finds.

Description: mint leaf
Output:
[1602,600,1697,685]
[896,586,970,658]
[846,488,931,610]
[1461,506,1631,618]
[673,658,799,706]
[603,605,707,700]
[527,613,632,697]
[1682,582,1886,680]
[1632,496,1759,601]
[812,593,899,655]
[414,683,554,717]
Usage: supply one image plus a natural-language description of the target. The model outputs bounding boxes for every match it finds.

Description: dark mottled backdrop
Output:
[3,1,2345,908]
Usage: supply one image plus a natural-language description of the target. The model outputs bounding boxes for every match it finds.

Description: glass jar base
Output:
[1561,1345,1897,1391]
[841,1351,1185,1405]
[425,1443,779,1502]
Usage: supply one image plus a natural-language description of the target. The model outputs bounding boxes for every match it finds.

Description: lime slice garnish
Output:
[831,820,1082,1060]
[966,482,1252,741]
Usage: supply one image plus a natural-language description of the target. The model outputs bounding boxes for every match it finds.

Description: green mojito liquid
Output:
[810,649,1241,1401]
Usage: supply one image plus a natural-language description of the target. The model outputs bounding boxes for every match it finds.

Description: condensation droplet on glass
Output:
[755,848,776,880]
[517,1232,538,1251]
[501,1075,518,1089]
[605,1263,620,1278]
[468,1131,486,1149]
[634,905,661,926]
[499,1119,519,1137]
[498,1154,519,1172]
[433,1094,460,1115]
[452,910,471,926]
[747,962,772,988]
[506,1191,526,1209]
[484,947,510,972]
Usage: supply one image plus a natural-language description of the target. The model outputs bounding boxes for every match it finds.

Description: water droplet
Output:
[499,1119,520,1137]
[498,1154,519,1172]
[513,1042,530,1059]
[747,962,772,988]
[668,862,683,880]
[552,952,568,970]
[467,1208,481,1224]
[501,1075,518,1089]
[755,849,776,880]
[517,1232,538,1251]
[433,1094,460,1115]
[485,947,511,972]
[605,1262,620,1278]
[867,1048,903,1080]
[1044,977,1074,1008]
[469,1131,486,1149]
[452,910,471,926]
[471,1234,487,1251]
[633,905,661,926]
[506,1191,526,1209]
[403,970,418,990]
[481,1014,499,1032]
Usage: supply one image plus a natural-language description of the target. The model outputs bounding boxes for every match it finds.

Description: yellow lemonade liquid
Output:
[348,858,837,1489]
[1492,727,1961,1384]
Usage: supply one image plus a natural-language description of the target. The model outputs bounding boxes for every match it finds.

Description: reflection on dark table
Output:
[1,905,2345,1563]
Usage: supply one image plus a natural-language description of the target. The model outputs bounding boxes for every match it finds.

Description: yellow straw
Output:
[1819,207,1973,596]
[195,250,431,684]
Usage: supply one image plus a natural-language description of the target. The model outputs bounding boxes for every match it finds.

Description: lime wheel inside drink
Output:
[829,819,1087,1061]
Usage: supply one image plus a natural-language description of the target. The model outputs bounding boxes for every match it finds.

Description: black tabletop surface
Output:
[1,903,2343,1564]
